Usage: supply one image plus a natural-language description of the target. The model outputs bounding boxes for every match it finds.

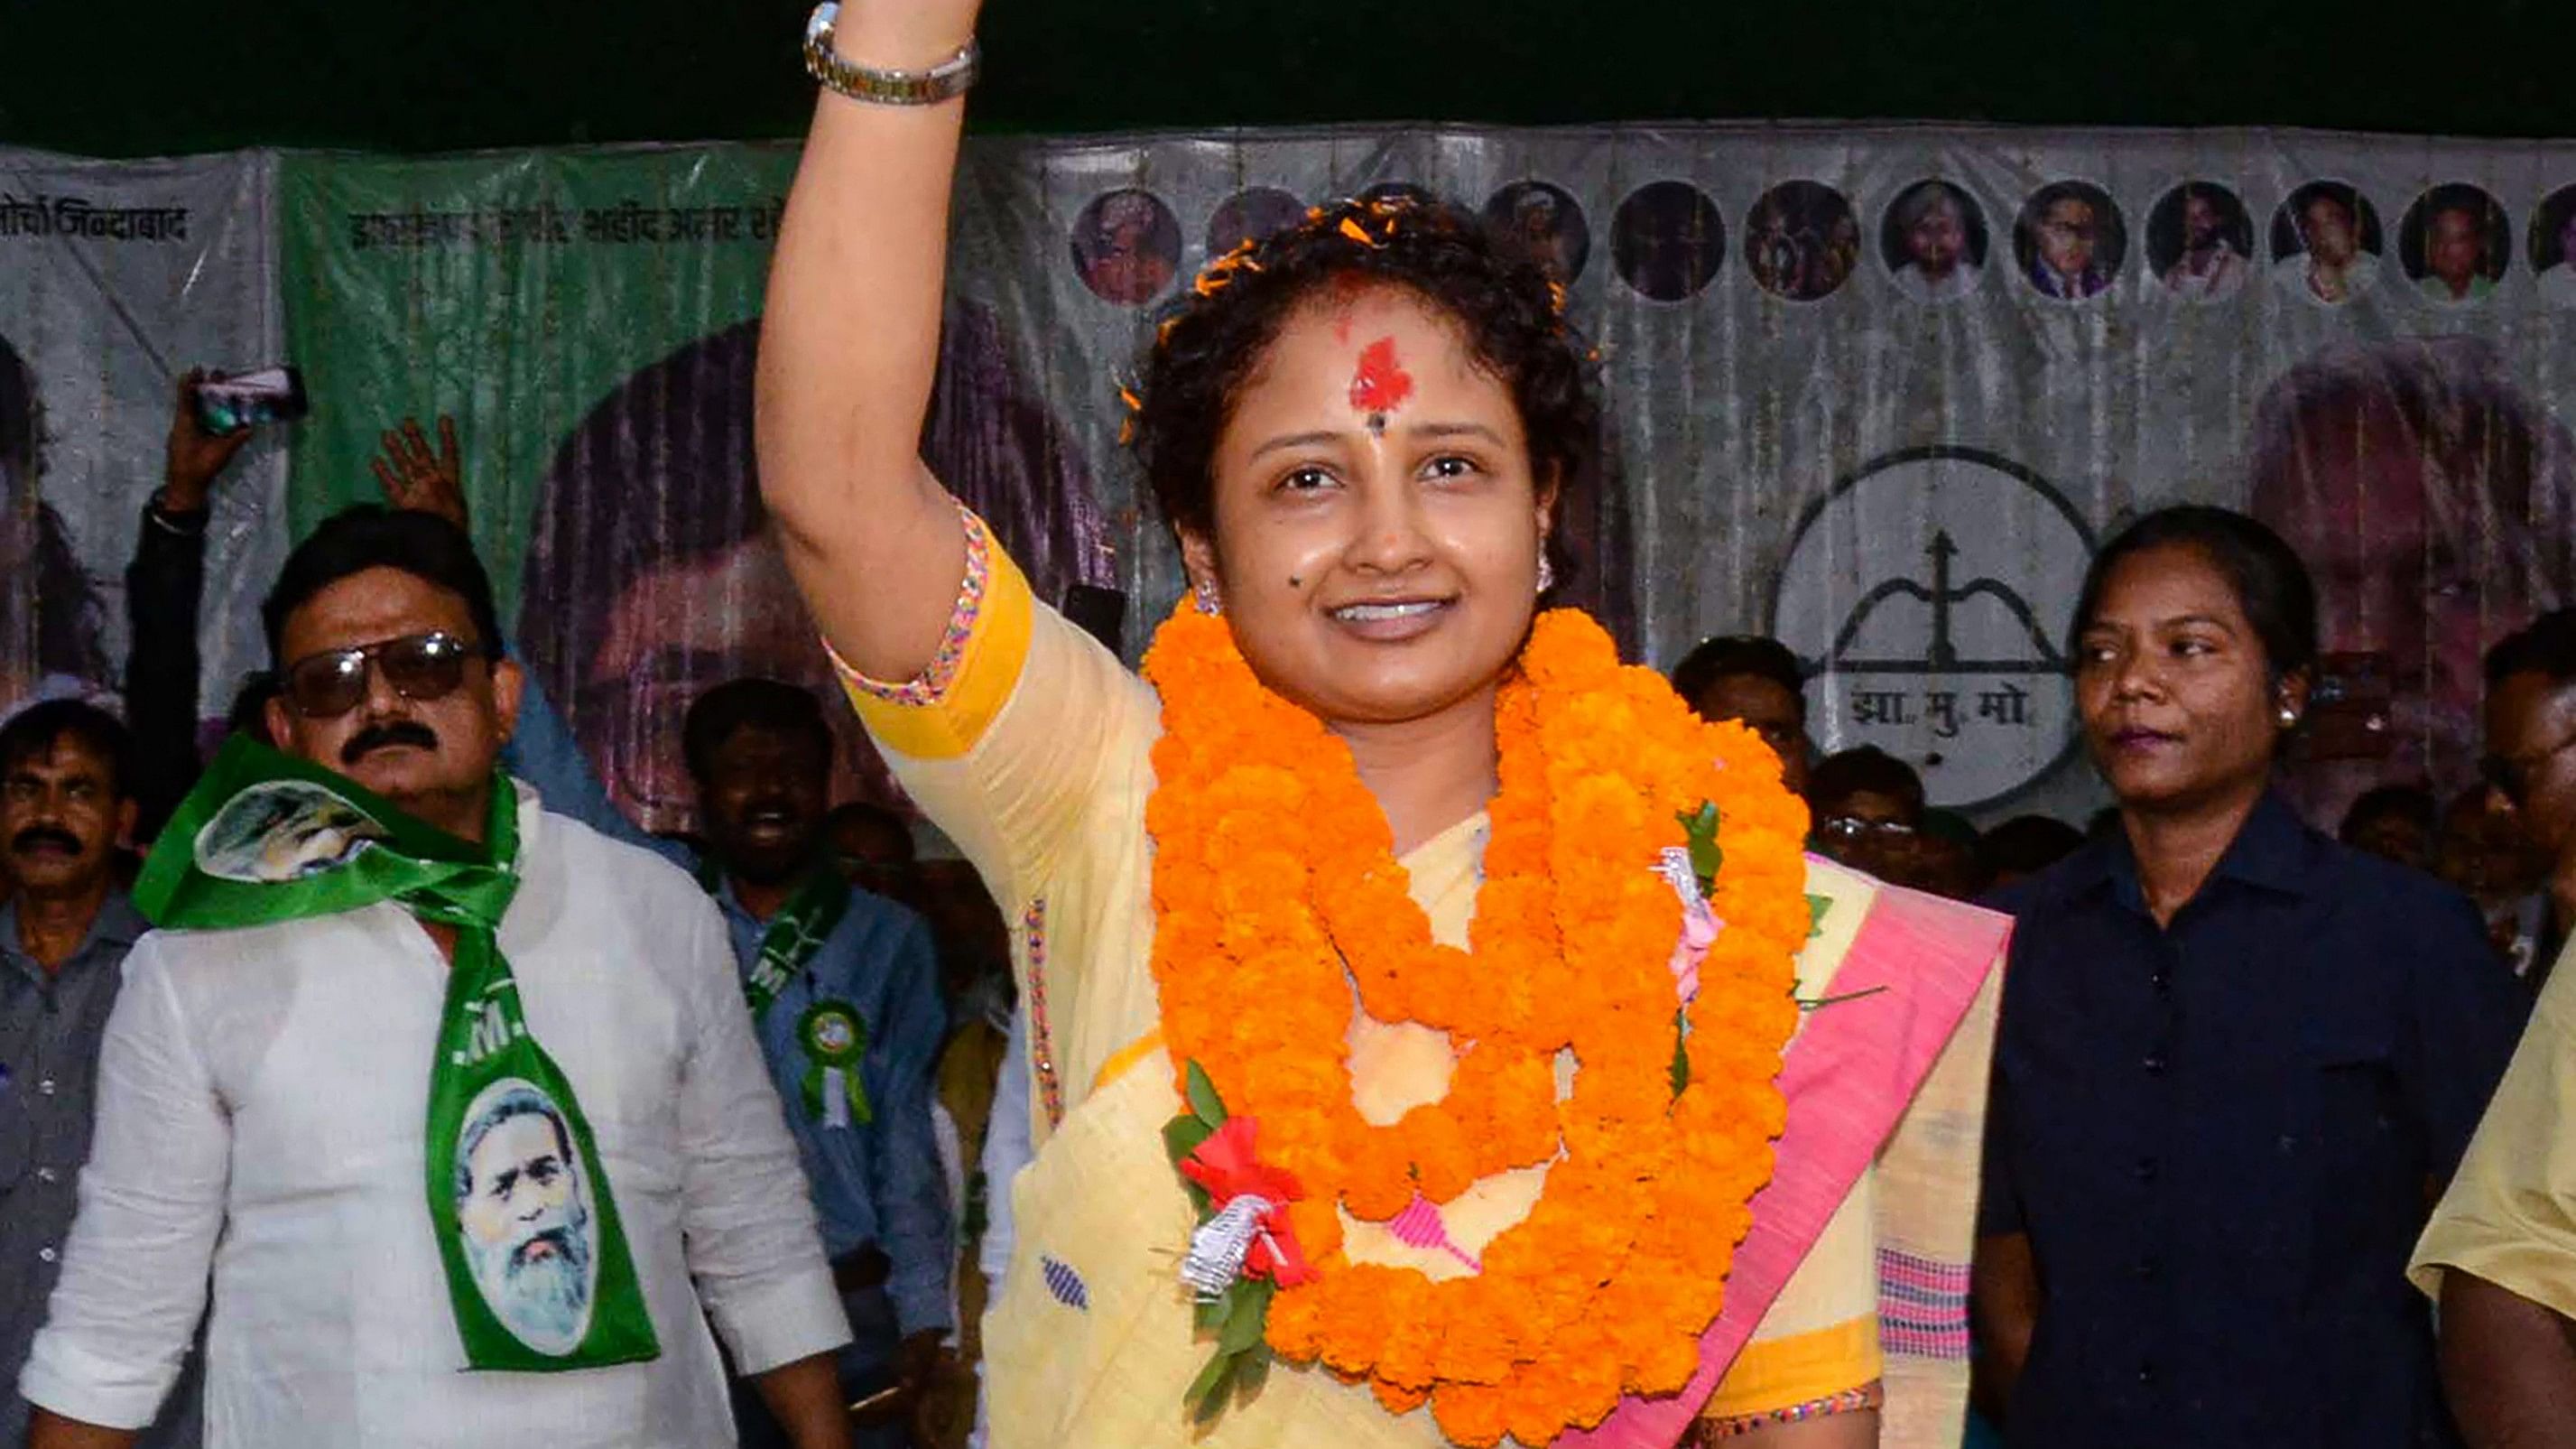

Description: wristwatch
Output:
[802,4,979,107]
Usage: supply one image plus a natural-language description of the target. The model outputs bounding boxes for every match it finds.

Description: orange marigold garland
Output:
[1142,604,1810,1447]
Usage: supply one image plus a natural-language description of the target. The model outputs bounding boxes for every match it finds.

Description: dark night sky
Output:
[5,0,2575,157]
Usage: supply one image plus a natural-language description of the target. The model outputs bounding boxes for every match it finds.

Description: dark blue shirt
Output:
[1980,794,2526,1449]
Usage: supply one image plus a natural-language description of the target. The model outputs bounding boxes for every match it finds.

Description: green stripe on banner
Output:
[275,145,799,622]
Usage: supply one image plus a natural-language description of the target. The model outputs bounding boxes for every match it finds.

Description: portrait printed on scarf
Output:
[194,778,386,882]
[453,1078,601,1357]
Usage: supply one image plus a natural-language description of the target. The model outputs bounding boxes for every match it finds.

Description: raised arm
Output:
[757,0,986,682]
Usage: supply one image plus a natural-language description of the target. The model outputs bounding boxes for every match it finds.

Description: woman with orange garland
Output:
[757,4,2010,1445]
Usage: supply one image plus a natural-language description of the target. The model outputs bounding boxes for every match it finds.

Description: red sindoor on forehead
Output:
[1348,336,1415,415]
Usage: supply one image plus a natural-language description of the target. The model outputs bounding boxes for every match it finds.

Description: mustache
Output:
[8,825,81,857]
[512,1226,576,1269]
[342,720,440,765]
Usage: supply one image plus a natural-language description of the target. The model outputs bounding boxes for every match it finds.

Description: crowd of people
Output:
[7,7,2576,1449]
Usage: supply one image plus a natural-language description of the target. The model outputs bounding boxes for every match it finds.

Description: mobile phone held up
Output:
[193,367,309,436]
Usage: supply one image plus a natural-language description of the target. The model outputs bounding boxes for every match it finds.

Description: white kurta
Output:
[19,785,848,1447]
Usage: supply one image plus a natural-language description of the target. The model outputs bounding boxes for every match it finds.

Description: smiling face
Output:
[698,720,830,887]
[2076,543,2299,816]
[1178,284,1553,730]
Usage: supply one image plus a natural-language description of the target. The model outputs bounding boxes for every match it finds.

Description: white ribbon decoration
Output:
[1180,1194,1279,1299]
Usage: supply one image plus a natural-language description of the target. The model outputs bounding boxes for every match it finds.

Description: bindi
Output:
[1348,336,1414,435]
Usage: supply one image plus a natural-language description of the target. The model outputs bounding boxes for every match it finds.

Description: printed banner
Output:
[64,123,2574,837]
[943,125,2576,832]
[279,145,1110,832]
[0,145,283,717]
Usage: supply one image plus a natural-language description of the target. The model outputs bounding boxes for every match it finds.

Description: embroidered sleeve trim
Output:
[1023,897,1064,1130]
[822,503,994,707]
[1689,1382,1884,1441]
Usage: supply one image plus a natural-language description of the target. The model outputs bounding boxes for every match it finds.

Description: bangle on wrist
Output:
[802,4,978,107]
[148,488,211,534]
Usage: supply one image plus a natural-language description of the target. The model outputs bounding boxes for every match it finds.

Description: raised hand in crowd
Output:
[124,369,258,841]
[371,414,467,526]
[160,368,253,514]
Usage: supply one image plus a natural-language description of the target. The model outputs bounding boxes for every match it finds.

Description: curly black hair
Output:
[1129,195,1600,558]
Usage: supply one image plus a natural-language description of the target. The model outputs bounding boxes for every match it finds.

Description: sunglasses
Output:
[282,631,483,719]
[2480,729,2576,807]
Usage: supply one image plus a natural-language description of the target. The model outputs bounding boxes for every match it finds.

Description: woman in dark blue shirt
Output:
[1974,506,2526,1449]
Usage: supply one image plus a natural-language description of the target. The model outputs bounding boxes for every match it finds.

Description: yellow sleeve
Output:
[1702,1167,1885,1422]
[2411,939,2576,1316]
[829,506,1158,909]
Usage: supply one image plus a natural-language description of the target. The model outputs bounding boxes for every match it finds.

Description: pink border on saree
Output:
[1552,866,2009,1449]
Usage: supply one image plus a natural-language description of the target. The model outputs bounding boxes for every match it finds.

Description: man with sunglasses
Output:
[375,415,957,1443]
[2413,608,2576,1449]
[22,506,854,1449]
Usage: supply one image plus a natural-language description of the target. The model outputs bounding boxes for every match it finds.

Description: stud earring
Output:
[1192,580,1223,616]
[2277,706,2300,728]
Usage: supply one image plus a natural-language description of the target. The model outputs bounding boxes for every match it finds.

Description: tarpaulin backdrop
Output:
[26,125,2576,831]
[0,146,283,720]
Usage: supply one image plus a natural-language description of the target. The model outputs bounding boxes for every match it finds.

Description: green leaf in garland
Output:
[1186,1349,1237,1424]
[1807,893,1832,940]
[1163,1112,1216,1168]
[1677,803,1724,889]
[1184,1058,1229,1129]
[1220,1278,1275,1354]
[1668,1005,1691,1098]
[1234,1342,1274,1401]
[1162,1114,1215,1214]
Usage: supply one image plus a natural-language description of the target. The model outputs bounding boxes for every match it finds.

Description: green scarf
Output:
[696,859,870,1127]
[136,738,660,1372]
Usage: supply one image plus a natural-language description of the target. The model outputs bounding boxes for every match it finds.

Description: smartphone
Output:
[2303,650,2395,761]
[193,367,309,436]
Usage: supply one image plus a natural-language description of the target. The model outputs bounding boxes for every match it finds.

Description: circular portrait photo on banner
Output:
[1205,186,1307,257]
[1879,180,1988,304]
[195,778,385,883]
[1068,189,1182,306]
[2398,183,2510,306]
[1610,181,1727,302]
[1746,181,1860,302]
[2530,185,2576,308]
[1483,180,1591,283]
[2145,181,2256,302]
[454,1078,599,1356]
[2014,181,2127,301]
[2269,181,2384,306]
